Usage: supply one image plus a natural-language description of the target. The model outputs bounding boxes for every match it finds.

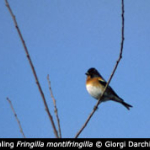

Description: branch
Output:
[47,74,62,138]
[5,0,59,138]
[7,97,26,138]
[75,0,125,138]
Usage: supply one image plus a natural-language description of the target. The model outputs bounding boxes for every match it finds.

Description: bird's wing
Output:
[98,77,107,86]
[98,77,119,98]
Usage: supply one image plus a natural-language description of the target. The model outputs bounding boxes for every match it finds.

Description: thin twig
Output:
[6,97,26,138]
[75,0,125,138]
[5,0,59,138]
[47,74,62,138]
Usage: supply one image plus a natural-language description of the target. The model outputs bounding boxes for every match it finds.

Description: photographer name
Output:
[103,141,150,149]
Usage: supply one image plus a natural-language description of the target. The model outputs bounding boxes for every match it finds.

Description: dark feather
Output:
[98,79,107,86]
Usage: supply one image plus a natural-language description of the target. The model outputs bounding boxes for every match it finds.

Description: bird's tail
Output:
[121,101,133,110]
[112,96,133,110]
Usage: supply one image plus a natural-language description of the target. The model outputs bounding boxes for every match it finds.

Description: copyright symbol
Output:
[96,141,102,148]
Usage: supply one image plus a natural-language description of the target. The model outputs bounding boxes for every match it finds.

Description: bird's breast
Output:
[86,84,102,99]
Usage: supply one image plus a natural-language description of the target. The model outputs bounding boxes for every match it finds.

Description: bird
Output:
[85,68,133,110]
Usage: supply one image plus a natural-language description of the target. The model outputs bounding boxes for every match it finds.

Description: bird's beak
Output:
[85,72,89,75]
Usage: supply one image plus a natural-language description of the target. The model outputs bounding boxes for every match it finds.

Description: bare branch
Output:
[47,74,62,138]
[75,0,125,138]
[5,0,59,138]
[6,97,26,138]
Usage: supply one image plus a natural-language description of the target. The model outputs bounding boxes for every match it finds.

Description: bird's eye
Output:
[90,74,94,78]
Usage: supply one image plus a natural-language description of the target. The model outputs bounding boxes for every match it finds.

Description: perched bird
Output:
[85,68,132,110]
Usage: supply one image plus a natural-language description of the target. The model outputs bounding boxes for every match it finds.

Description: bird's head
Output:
[85,68,101,78]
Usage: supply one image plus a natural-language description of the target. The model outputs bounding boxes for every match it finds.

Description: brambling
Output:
[85,68,132,110]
